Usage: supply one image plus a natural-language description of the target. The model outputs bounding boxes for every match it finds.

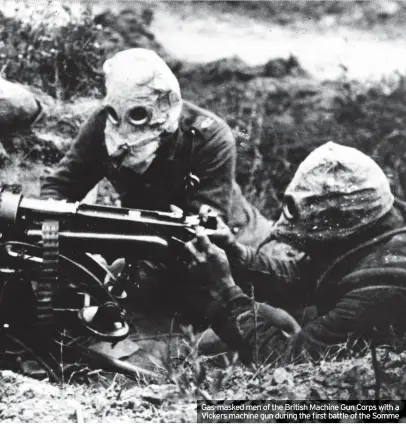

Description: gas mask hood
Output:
[102,48,183,173]
[272,142,394,247]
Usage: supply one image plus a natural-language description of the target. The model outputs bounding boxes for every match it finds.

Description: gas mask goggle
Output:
[102,48,183,174]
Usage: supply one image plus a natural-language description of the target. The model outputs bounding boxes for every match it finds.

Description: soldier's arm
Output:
[205,214,308,284]
[185,229,303,364]
[206,227,311,310]
[40,110,108,201]
[204,283,300,364]
[216,285,406,366]
[186,230,360,365]
[188,120,236,220]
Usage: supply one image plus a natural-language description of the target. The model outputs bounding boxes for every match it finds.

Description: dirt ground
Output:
[2,349,406,422]
[3,1,406,423]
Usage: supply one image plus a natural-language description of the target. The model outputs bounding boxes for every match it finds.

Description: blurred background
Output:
[1,0,406,219]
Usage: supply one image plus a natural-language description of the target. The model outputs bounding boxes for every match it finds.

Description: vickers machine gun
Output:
[0,191,218,382]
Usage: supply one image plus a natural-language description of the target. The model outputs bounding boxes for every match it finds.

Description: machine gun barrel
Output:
[0,192,215,256]
[0,192,196,232]
[0,192,77,224]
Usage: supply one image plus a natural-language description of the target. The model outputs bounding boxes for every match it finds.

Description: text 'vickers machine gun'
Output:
[0,190,218,382]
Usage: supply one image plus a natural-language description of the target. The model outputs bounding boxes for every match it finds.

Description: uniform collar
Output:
[164,101,193,161]
[158,127,182,161]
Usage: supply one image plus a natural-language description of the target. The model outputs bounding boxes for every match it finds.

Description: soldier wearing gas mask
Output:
[40,48,272,249]
[186,142,406,364]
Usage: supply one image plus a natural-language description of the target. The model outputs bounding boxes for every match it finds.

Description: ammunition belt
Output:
[34,220,59,330]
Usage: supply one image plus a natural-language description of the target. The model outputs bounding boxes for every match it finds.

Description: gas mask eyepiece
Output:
[106,106,120,126]
[126,106,151,127]
[282,194,299,222]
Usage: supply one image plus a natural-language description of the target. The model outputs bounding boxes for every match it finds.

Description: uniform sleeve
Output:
[204,285,296,365]
[226,242,312,311]
[188,121,236,219]
[208,286,406,366]
[40,111,108,201]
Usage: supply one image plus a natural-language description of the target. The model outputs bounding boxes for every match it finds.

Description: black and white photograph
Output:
[1,0,406,422]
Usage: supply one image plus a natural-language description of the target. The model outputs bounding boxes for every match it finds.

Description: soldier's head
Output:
[271,142,394,252]
[102,48,182,173]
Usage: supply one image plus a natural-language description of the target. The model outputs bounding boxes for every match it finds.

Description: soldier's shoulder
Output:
[181,101,231,139]
[76,105,108,144]
[344,230,406,275]
[86,105,108,127]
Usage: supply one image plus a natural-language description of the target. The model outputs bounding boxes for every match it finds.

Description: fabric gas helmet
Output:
[102,49,183,174]
[271,142,394,249]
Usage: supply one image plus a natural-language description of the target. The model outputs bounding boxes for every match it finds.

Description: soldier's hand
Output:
[260,305,301,336]
[199,205,236,251]
[185,226,235,290]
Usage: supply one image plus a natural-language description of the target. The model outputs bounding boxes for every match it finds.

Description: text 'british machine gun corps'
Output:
[0,190,218,382]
